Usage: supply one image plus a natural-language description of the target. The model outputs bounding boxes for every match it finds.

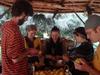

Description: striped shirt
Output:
[1,20,30,75]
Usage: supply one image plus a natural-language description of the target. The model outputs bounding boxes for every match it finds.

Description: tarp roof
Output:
[0,0,100,13]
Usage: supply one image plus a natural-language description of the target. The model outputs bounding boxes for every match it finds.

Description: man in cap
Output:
[74,15,100,75]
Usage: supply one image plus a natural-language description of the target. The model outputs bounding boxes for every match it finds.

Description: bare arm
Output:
[87,66,100,75]
[74,59,100,75]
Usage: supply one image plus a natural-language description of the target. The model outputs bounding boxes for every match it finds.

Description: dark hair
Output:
[51,26,60,32]
[73,27,87,40]
[26,25,37,31]
[11,0,33,17]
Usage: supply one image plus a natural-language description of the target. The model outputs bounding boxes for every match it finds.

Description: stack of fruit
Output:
[34,68,70,75]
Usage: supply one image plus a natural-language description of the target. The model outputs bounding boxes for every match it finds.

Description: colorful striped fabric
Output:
[1,20,30,75]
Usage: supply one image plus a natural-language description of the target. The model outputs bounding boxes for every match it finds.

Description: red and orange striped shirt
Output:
[1,20,30,75]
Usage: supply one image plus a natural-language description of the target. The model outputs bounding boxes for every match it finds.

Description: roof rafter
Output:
[0,0,100,13]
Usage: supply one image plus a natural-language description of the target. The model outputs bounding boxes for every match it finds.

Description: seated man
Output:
[44,26,65,69]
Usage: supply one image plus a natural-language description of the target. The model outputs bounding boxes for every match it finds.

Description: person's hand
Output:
[38,50,42,56]
[46,55,53,59]
[28,48,38,56]
[56,56,62,60]
[62,54,70,62]
[46,55,55,60]
[74,58,90,72]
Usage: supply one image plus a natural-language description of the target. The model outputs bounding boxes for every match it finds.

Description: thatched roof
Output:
[0,0,100,13]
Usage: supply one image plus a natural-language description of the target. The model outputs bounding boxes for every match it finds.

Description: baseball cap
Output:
[85,15,100,29]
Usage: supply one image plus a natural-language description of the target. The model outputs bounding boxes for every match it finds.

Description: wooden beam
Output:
[33,9,85,13]
[59,0,65,7]
[0,0,12,5]
[0,1,12,7]
[32,6,85,13]
[0,0,100,13]
[32,5,85,11]
[30,0,63,3]
[89,0,96,6]
[0,0,13,4]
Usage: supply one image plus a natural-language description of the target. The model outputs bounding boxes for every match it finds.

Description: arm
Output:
[74,59,100,75]
[12,48,38,63]
[7,29,38,63]
[88,66,100,75]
